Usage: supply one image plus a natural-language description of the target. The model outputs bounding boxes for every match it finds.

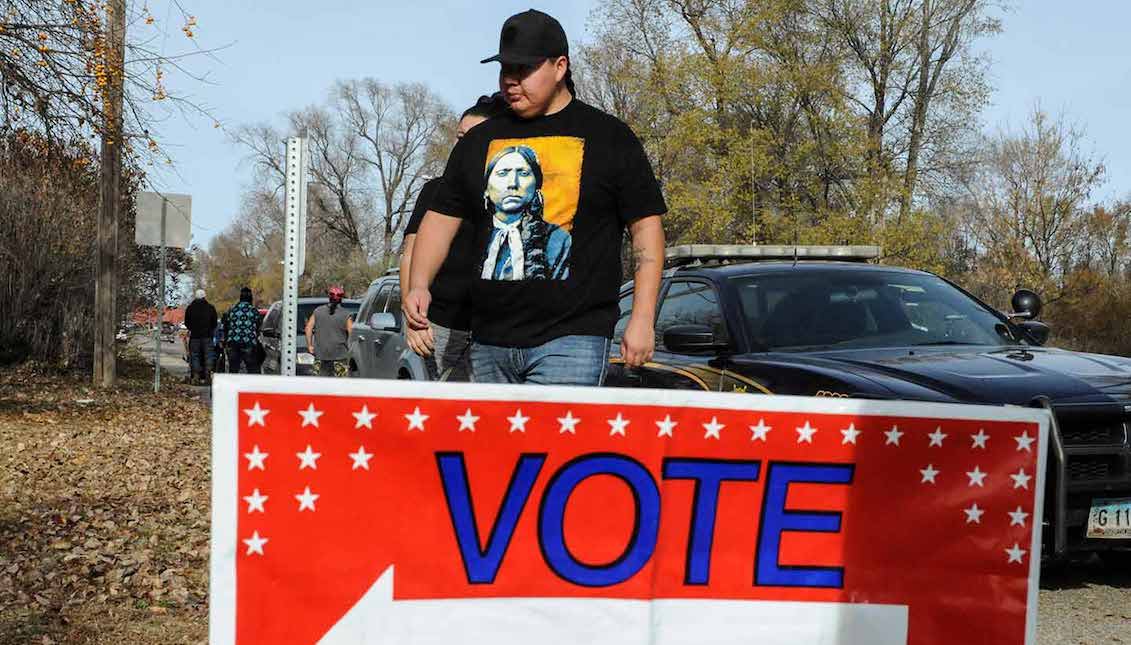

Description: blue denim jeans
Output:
[471,335,611,386]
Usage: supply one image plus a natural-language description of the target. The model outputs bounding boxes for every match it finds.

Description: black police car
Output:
[605,244,1131,565]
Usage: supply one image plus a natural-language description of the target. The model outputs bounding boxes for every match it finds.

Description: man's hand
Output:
[620,314,655,368]
[406,324,435,357]
[402,287,432,331]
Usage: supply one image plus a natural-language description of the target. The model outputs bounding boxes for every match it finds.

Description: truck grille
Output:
[1057,416,1129,485]
[1067,457,1115,482]
[1061,423,1126,446]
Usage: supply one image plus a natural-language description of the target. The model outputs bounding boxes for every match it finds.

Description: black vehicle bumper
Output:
[1038,398,1131,557]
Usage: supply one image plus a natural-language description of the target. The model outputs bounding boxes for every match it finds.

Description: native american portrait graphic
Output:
[480,137,583,281]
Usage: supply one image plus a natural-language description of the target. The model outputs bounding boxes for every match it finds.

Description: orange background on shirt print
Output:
[484,136,584,232]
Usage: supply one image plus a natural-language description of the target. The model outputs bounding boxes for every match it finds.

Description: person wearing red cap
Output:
[405,9,666,386]
[306,285,353,377]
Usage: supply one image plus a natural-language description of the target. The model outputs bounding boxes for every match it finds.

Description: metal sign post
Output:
[135,191,191,392]
[281,138,309,376]
[153,197,167,392]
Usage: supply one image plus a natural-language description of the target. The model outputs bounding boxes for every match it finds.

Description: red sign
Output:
[209,377,1047,645]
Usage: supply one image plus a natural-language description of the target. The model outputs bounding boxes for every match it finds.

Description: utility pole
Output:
[94,0,126,387]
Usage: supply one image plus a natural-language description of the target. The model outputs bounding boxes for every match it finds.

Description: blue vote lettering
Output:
[755,462,854,589]
[436,452,545,584]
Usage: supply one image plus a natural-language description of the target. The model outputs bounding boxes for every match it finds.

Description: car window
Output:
[263,305,280,330]
[731,271,1016,351]
[384,287,403,330]
[612,291,634,343]
[357,283,384,323]
[655,281,727,352]
[366,285,392,325]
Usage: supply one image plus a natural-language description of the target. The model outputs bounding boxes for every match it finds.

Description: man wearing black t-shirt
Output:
[405,9,666,386]
[399,95,505,381]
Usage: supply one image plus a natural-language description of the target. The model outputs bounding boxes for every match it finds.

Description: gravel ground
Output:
[1039,557,1131,644]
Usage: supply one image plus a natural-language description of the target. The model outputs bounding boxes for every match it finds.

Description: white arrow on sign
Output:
[317,567,909,645]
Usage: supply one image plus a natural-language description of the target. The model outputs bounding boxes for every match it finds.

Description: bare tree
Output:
[337,79,451,263]
[291,105,371,249]
[0,0,219,162]
[901,0,998,220]
[964,108,1105,285]
[812,0,996,220]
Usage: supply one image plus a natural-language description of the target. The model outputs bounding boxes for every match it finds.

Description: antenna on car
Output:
[792,208,800,267]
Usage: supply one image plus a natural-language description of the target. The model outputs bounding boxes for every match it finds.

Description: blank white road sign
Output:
[136,192,192,248]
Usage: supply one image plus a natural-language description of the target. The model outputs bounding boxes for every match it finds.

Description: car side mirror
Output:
[663,324,728,354]
[1010,289,1043,320]
[1017,320,1051,346]
[369,312,398,331]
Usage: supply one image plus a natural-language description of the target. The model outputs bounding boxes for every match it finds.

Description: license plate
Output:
[1087,497,1131,538]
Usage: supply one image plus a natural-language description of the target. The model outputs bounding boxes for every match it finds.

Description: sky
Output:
[141,0,1131,250]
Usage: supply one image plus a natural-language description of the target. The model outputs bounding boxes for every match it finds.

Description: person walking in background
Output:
[184,288,218,385]
[223,286,263,374]
[405,9,667,386]
[400,93,506,381]
[305,285,353,377]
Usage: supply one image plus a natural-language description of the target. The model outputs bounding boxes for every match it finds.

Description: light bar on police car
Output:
[665,244,882,266]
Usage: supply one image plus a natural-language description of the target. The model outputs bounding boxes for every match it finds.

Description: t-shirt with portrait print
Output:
[430,98,666,348]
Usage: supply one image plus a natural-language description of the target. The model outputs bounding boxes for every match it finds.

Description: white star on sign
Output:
[244,402,269,427]
[964,503,984,524]
[885,426,904,446]
[295,486,319,512]
[296,444,321,470]
[508,409,530,433]
[1009,506,1030,527]
[243,531,268,556]
[750,419,772,442]
[1014,431,1035,453]
[244,445,268,471]
[349,446,373,471]
[841,423,861,445]
[970,429,990,449]
[1005,543,1027,564]
[920,464,940,484]
[928,427,948,447]
[457,408,480,432]
[655,414,677,438]
[298,403,323,428]
[243,489,268,513]
[796,421,817,444]
[405,406,429,432]
[966,466,987,487]
[608,413,630,437]
[703,417,725,440]
[1010,468,1031,490]
[352,405,376,429]
[558,411,580,434]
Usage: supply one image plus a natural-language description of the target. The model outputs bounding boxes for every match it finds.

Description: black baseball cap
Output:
[480,9,569,66]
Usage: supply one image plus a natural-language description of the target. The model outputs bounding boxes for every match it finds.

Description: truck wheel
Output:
[1099,550,1131,570]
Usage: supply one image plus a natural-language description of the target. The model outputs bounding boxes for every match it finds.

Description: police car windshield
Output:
[729,270,1017,352]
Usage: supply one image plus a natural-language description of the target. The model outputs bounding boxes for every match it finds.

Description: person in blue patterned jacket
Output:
[222,286,263,374]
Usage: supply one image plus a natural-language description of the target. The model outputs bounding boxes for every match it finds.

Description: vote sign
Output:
[209,376,1048,645]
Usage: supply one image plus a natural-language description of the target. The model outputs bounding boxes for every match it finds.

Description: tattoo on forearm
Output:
[632,245,657,269]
